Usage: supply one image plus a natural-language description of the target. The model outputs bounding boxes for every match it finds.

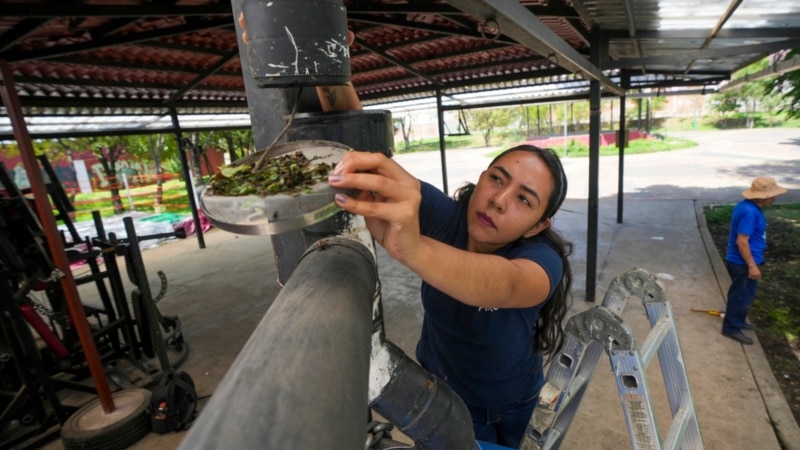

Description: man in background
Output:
[722,177,788,345]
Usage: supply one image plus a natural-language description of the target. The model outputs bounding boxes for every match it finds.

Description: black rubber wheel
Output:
[62,388,152,450]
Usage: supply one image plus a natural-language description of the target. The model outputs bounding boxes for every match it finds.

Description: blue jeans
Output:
[467,394,538,449]
[723,262,758,334]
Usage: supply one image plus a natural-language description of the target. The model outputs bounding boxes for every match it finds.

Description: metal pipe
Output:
[370,341,478,449]
[179,237,377,449]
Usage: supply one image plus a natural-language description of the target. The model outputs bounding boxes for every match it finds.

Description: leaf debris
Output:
[209,151,334,197]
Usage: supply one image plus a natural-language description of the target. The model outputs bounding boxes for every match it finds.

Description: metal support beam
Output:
[617,73,630,224]
[683,0,745,75]
[586,27,604,303]
[436,89,450,195]
[170,109,206,249]
[445,0,624,96]
[605,38,800,70]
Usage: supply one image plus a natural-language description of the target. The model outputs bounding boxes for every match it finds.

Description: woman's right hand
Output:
[328,152,422,262]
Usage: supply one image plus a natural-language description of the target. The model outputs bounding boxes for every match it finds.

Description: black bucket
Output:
[286,110,394,156]
[241,0,351,87]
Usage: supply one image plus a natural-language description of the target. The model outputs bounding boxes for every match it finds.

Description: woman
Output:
[236,15,572,443]
[328,144,573,447]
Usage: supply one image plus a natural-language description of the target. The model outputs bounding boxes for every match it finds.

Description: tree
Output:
[765,49,800,120]
[205,129,253,162]
[90,136,128,214]
[710,90,741,117]
[394,115,413,151]
[711,57,785,127]
[466,107,517,146]
[123,134,173,213]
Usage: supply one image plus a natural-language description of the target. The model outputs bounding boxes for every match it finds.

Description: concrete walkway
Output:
[43,128,799,450]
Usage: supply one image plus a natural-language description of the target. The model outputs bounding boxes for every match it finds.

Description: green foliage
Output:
[394,134,479,153]
[703,204,734,225]
[209,152,332,197]
[764,49,800,120]
[162,156,185,177]
[564,139,588,155]
[649,96,668,111]
[466,107,520,146]
[544,136,697,158]
[710,91,741,115]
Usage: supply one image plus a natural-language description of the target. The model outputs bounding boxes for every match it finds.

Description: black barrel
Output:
[241,0,351,87]
[287,110,395,156]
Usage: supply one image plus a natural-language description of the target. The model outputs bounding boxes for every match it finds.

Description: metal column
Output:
[617,72,630,224]
[585,27,605,303]
[170,108,206,249]
[436,89,450,195]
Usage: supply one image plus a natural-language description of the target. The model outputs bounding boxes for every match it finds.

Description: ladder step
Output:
[566,373,588,402]
[662,404,694,450]
[639,316,671,369]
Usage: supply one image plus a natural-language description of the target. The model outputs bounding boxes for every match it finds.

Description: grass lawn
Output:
[71,179,194,222]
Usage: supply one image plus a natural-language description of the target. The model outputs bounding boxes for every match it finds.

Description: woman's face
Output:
[466,150,555,253]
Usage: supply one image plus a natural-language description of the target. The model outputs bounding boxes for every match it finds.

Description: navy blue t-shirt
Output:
[414,181,563,408]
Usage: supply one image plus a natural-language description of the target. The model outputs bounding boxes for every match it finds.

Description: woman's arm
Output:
[407,237,552,309]
[316,83,362,111]
[316,30,362,112]
[329,152,552,309]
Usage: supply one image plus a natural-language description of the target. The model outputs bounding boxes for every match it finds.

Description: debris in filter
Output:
[207,151,334,197]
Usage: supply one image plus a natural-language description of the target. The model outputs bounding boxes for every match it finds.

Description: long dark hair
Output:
[454,144,573,358]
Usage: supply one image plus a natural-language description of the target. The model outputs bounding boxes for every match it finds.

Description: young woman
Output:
[328,144,573,447]
[236,15,573,444]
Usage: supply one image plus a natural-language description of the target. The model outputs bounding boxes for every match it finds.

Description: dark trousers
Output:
[722,262,758,334]
[468,393,538,449]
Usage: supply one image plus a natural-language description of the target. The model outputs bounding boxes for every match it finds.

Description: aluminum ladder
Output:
[521,268,703,450]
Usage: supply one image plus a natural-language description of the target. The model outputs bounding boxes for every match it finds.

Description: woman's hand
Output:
[328,152,422,262]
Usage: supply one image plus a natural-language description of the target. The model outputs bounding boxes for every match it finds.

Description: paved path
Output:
[395,127,800,204]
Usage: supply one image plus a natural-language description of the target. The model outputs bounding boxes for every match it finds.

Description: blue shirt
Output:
[726,199,767,265]
[414,181,563,408]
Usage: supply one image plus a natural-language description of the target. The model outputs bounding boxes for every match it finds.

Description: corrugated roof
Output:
[0,0,798,137]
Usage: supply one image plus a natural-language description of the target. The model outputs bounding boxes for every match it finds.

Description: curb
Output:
[694,201,800,450]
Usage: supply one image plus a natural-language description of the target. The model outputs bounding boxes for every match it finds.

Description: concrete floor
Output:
[38,128,800,450]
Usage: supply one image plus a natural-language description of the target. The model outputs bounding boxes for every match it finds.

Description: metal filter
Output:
[200,140,352,236]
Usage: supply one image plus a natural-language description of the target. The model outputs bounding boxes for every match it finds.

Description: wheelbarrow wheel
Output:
[62,388,151,450]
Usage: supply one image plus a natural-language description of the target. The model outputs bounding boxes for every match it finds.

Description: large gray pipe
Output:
[178,238,377,449]
[370,341,478,449]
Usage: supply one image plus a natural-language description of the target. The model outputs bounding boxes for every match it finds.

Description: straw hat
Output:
[742,177,788,199]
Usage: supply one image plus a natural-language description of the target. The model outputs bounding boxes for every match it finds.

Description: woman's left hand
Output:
[328,151,422,262]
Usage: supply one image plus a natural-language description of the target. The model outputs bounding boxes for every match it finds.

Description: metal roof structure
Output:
[1,0,799,139]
